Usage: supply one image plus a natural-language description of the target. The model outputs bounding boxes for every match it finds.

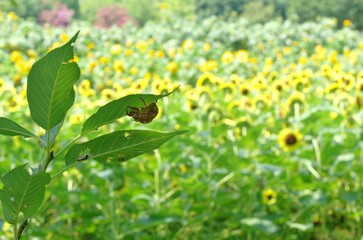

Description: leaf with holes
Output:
[65,130,187,166]
[27,31,80,131]
[0,117,37,138]
[0,165,51,224]
[81,87,179,135]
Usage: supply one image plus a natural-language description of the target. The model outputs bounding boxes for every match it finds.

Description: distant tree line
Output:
[195,0,363,29]
[2,0,363,29]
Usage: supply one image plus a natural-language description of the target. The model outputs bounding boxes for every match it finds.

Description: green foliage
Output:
[78,0,118,23]
[287,0,363,29]
[121,0,159,26]
[0,165,50,224]
[65,130,186,165]
[0,30,184,239]
[27,31,80,131]
[163,0,195,19]
[3,0,44,19]
[240,0,278,23]
[81,89,178,134]
[287,0,330,22]
[0,117,36,138]
[1,12,363,240]
[195,0,247,19]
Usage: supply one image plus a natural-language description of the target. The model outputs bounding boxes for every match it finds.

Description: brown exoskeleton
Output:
[126,98,159,124]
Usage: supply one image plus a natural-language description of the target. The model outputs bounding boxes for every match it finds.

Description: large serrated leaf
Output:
[81,87,179,135]
[0,165,51,224]
[65,130,187,166]
[27,31,80,131]
[0,117,36,138]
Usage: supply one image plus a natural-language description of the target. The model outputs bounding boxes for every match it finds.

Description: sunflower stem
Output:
[312,138,321,173]
[294,102,300,123]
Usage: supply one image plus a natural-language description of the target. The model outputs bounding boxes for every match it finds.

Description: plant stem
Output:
[51,161,78,180]
[54,134,82,159]
[13,223,17,240]
[312,138,321,173]
[154,149,161,209]
[17,219,28,240]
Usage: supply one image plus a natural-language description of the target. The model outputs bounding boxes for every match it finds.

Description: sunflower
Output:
[70,113,85,124]
[218,82,235,100]
[205,60,218,71]
[251,74,268,90]
[253,93,272,110]
[182,39,194,50]
[113,59,124,72]
[319,64,332,77]
[101,88,116,101]
[227,100,242,116]
[355,79,363,95]
[268,71,279,82]
[293,77,310,93]
[185,87,199,102]
[239,83,252,96]
[167,61,178,74]
[272,79,285,94]
[0,78,6,92]
[262,188,277,205]
[221,51,234,64]
[235,49,249,63]
[196,86,214,103]
[203,42,211,52]
[10,50,22,63]
[332,92,355,114]
[285,92,306,115]
[343,19,352,27]
[278,128,303,151]
[357,71,363,80]
[338,73,355,91]
[110,44,122,55]
[135,40,148,52]
[5,96,21,113]
[151,78,166,95]
[196,72,216,87]
[326,82,340,94]
[230,74,242,85]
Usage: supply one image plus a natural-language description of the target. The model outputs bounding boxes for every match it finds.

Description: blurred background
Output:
[1,0,363,28]
[0,0,363,239]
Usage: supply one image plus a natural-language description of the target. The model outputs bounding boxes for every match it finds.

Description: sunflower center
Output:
[285,133,297,145]
[242,88,249,95]
[360,84,363,91]
[9,100,18,108]
[267,194,273,200]
[276,85,282,91]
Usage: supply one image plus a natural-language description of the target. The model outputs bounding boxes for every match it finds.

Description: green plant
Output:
[3,0,45,20]
[240,0,278,24]
[121,0,159,26]
[0,31,185,239]
[195,0,247,19]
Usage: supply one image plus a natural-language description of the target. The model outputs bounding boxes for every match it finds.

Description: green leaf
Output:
[9,0,17,6]
[81,87,179,135]
[27,31,80,131]
[286,221,313,231]
[40,120,64,148]
[0,117,36,138]
[241,217,279,234]
[0,165,51,224]
[65,130,187,166]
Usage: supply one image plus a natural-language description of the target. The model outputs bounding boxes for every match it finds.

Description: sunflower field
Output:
[0,10,363,240]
